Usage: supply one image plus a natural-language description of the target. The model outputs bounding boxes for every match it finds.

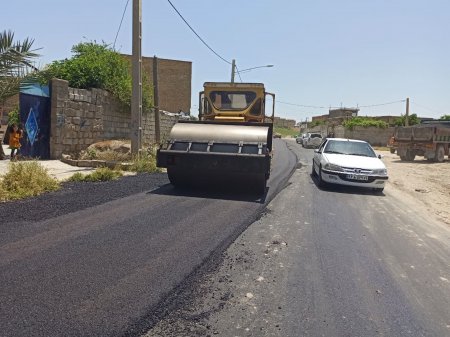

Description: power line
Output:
[234,64,243,82]
[113,0,130,50]
[277,101,327,109]
[166,0,231,65]
[358,99,406,108]
[277,99,406,110]
[411,101,443,115]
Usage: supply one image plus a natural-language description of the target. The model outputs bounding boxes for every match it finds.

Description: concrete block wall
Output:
[141,111,179,147]
[307,124,394,146]
[274,117,296,128]
[50,79,180,159]
[344,126,394,146]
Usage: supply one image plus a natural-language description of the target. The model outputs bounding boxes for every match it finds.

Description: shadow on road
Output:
[310,173,386,196]
[149,183,268,204]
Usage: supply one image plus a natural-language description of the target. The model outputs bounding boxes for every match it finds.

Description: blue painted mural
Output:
[19,84,50,159]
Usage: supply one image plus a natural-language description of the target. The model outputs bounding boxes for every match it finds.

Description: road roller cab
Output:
[157,82,275,194]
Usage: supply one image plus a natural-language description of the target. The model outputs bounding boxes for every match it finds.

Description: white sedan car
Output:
[312,138,388,192]
[304,133,323,148]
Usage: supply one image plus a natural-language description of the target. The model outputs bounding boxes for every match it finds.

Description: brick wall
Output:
[344,126,394,146]
[274,117,296,128]
[307,124,394,146]
[133,56,192,113]
[50,79,180,158]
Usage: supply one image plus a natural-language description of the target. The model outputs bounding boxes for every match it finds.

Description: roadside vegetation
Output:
[0,161,60,201]
[0,29,40,103]
[308,120,326,128]
[67,151,160,183]
[36,41,153,109]
[126,151,160,173]
[343,116,389,130]
[68,167,123,182]
[78,142,161,174]
[393,113,420,126]
[274,126,298,138]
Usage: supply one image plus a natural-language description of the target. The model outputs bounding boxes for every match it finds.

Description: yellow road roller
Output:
[157,82,275,193]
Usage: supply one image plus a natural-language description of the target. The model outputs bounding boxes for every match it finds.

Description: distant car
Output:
[296,133,307,145]
[303,133,323,148]
[312,138,388,193]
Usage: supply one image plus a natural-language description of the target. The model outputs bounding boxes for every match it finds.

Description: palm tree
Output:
[0,30,40,103]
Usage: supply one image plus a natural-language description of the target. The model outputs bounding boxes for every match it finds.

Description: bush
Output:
[127,149,161,173]
[0,162,60,201]
[308,120,325,128]
[7,105,20,126]
[67,167,123,182]
[394,113,420,126]
[343,117,388,130]
[67,172,85,182]
[273,126,298,138]
[38,42,153,109]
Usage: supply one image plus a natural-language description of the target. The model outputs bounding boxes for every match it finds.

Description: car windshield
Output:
[324,140,376,157]
[209,91,257,110]
[310,134,322,138]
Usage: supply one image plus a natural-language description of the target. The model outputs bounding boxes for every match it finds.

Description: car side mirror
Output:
[378,154,383,159]
[314,149,320,153]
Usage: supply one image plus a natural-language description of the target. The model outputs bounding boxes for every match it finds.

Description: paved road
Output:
[0,139,296,337]
[143,139,450,337]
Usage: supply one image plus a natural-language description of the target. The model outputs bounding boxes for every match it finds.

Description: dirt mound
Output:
[87,140,131,154]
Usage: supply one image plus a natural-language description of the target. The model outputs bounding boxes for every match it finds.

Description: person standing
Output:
[0,125,5,160]
[9,123,22,160]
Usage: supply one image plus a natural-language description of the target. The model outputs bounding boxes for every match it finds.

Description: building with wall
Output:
[329,107,359,119]
[274,116,296,128]
[126,55,192,113]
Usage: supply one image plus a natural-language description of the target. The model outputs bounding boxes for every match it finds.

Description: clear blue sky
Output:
[4,0,449,122]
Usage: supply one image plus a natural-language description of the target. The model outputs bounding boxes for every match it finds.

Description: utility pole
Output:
[153,56,161,144]
[230,59,236,83]
[405,97,410,126]
[131,0,142,154]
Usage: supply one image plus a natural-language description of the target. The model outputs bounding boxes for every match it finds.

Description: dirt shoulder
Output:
[380,150,450,226]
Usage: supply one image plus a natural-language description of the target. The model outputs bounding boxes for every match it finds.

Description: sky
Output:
[3,0,449,122]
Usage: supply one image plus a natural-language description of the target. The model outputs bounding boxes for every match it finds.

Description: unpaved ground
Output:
[380,150,450,226]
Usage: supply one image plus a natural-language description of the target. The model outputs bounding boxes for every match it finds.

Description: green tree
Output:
[342,116,388,130]
[308,120,325,128]
[0,30,40,103]
[439,114,450,121]
[39,42,153,109]
[394,113,420,126]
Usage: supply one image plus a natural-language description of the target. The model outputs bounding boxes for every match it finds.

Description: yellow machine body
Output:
[157,82,275,193]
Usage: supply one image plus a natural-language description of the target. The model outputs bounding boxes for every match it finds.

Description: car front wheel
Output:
[436,145,445,162]
[317,165,326,187]
[373,187,384,193]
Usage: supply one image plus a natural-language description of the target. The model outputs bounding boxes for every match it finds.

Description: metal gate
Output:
[19,85,50,159]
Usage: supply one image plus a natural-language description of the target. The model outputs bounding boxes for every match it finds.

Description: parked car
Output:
[296,133,307,145]
[304,133,323,148]
[312,138,388,192]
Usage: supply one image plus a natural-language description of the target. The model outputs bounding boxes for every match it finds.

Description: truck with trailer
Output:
[156,82,275,193]
[394,121,450,162]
